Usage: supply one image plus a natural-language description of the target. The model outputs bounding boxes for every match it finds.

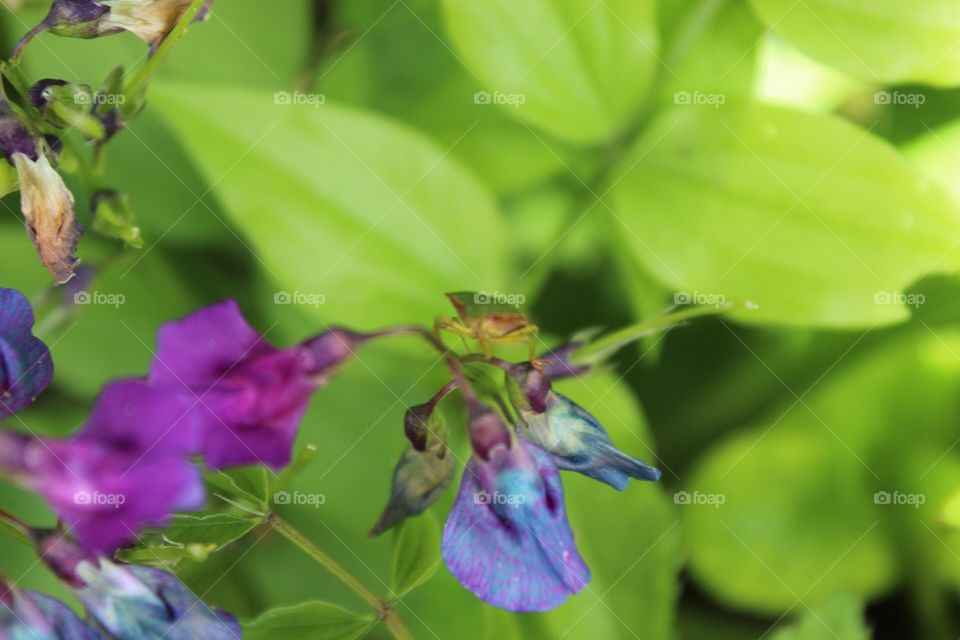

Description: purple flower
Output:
[0,288,53,418]
[441,405,589,612]
[0,582,102,639]
[0,380,205,552]
[148,300,364,469]
[38,536,240,639]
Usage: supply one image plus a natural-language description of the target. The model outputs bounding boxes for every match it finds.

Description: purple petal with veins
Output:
[441,440,589,612]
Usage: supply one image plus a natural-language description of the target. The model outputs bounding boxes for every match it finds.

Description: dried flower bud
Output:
[13,152,82,284]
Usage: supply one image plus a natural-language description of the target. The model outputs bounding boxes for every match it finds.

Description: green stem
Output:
[571,300,756,366]
[122,0,208,104]
[268,514,413,640]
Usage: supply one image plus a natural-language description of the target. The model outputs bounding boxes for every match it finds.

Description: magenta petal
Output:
[441,443,590,612]
[80,378,203,456]
[150,299,271,388]
[25,438,204,553]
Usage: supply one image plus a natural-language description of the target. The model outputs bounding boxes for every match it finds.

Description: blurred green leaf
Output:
[903,118,960,206]
[150,81,506,326]
[941,487,960,528]
[656,0,764,108]
[771,592,870,640]
[749,0,960,85]
[244,601,372,640]
[390,510,441,597]
[441,0,658,143]
[611,102,960,327]
[683,427,896,614]
[320,0,570,196]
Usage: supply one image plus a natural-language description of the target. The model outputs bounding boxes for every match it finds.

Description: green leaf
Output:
[244,601,372,640]
[904,119,960,207]
[941,487,960,528]
[748,0,960,85]
[656,0,764,109]
[162,512,260,548]
[683,426,896,614]
[771,593,870,640]
[441,0,658,143]
[318,0,570,195]
[150,81,506,326]
[206,467,271,511]
[611,102,960,327]
[390,510,442,597]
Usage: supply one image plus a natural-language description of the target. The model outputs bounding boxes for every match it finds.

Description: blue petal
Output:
[441,443,589,612]
[0,288,52,417]
[521,392,661,490]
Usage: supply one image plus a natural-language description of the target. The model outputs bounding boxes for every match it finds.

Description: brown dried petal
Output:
[14,153,81,284]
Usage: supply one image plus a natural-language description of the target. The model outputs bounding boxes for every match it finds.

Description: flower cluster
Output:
[0,0,214,285]
[0,293,362,553]
[367,293,663,611]
[0,287,665,633]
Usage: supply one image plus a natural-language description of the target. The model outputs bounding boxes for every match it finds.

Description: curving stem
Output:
[268,513,413,640]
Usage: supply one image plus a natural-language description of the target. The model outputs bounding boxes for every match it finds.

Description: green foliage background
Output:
[3,0,960,638]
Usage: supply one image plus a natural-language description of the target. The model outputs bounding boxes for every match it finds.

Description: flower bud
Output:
[299,327,367,385]
[13,152,82,284]
[466,401,511,460]
[505,362,551,414]
[29,79,106,140]
[92,189,142,248]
